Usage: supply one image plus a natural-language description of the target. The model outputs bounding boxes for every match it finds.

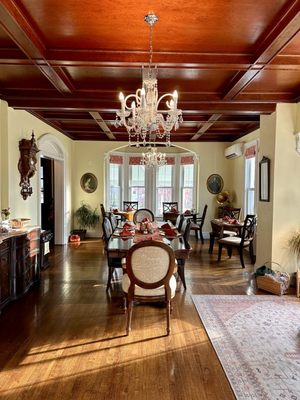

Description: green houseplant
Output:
[73,202,100,240]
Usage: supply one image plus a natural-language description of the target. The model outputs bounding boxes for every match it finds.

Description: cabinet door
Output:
[0,240,12,307]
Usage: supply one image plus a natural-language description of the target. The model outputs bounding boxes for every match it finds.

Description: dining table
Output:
[211,218,244,237]
[107,222,190,262]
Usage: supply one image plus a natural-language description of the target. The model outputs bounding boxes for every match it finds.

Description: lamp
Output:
[115,12,183,146]
[140,146,167,168]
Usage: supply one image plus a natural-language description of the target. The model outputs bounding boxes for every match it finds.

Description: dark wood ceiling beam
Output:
[46,49,253,68]
[0,0,74,93]
[222,0,300,100]
[191,114,223,140]
[6,97,276,114]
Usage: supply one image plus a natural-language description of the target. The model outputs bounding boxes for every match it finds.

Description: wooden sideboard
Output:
[0,227,41,312]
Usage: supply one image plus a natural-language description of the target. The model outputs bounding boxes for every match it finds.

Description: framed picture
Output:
[259,157,270,202]
[80,173,98,193]
[207,174,224,194]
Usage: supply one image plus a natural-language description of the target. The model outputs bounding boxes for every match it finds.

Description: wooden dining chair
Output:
[123,201,138,211]
[133,208,155,223]
[122,240,177,335]
[209,220,237,254]
[162,202,179,223]
[221,206,241,219]
[190,204,208,243]
[217,214,257,268]
[102,216,124,291]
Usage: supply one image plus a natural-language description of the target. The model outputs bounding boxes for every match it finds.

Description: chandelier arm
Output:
[156,93,177,110]
[124,94,140,109]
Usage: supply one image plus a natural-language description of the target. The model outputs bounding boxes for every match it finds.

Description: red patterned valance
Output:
[166,157,175,165]
[129,156,142,165]
[181,155,194,165]
[110,155,123,164]
[244,145,256,159]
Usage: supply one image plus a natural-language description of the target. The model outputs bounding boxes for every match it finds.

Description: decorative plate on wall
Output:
[206,174,224,194]
[80,173,98,193]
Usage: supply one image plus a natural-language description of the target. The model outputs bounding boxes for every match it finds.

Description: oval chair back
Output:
[133,208,155,223]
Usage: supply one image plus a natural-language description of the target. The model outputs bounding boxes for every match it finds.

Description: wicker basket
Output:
[256,262,290,296]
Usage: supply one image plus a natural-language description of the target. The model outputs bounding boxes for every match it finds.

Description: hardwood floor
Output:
[0,237,256,400]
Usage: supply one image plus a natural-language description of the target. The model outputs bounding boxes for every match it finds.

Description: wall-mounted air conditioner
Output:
[224,143,243,159]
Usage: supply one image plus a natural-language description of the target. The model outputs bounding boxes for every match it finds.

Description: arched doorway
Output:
[37,134,66,245]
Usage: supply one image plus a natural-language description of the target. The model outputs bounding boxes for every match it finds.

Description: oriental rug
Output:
[192,295,300,400]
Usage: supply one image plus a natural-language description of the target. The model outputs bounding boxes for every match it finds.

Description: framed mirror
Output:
[206,174,224,194]
[259,157,270,202]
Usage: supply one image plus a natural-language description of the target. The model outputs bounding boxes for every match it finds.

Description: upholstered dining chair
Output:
[122,240,177,336]
[102,216,123,291]
[217,214,257,268]
[123,201,139,211]
[209,220,237,254]
[176,218,191,290]
[109,212,119,231]
[175,213,184,233]
[190,204,208,243]
[133,208,155,223]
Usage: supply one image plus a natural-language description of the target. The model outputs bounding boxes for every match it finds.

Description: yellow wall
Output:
[1,106,73,237]
[72,140,231,234]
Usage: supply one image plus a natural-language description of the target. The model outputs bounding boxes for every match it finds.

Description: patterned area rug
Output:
[192,295,300,400]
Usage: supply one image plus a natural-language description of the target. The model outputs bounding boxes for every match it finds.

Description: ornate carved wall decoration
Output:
[18,131,40,200]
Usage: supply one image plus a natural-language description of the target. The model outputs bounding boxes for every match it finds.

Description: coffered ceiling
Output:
[0,0,300,142]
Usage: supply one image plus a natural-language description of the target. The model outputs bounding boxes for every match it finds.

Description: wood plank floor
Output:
[0,237,257,400]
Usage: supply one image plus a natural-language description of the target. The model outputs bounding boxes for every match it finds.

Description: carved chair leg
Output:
[126,300,134,335]
[239,248,246,268]
[209,234,214,254]
[218,244,223,261]
[227,246,232,258]
[177,260,186,290]
[106,266,114,292]
[166,300,171,335]
[200,229,204,244]
[123,295,128,312]
[249,242,256,264]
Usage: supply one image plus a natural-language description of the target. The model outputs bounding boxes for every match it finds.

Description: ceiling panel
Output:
[0,0,299,142]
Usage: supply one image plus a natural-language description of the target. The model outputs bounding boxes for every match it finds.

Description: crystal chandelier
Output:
[115,12,183,147]
[140,146,167,168]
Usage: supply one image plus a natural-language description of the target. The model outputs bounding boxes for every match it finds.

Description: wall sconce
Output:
[18,131,39,200]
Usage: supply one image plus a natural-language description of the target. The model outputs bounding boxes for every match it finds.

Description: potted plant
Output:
[72,202,100,240]
[287,230,300,288]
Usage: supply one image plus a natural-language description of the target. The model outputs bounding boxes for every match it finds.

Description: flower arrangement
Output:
[1,207,10,220]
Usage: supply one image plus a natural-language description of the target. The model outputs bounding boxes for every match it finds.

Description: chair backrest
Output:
[100,203,107,219]
[175,214,184,232]
[102,216,113,244]
[199,204,208,227]
[126,241,175,295]
[133,208,155,223]
[123,201,139,211]
[163,202,178,213]
[109,212,118,231]
[241,214,256,245]
[181,218,191,248]
[211,220,222,238]
[222,206,241,220]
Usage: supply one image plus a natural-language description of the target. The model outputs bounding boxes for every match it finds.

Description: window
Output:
[129,164,145,208]
[155,164,174,215]
[244,143,257,215]
[106,152,197,217]
[109,163,122,209]
[181,163,194,211]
